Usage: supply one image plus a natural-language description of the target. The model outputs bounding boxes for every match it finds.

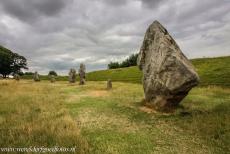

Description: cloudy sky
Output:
[0,0,230,74]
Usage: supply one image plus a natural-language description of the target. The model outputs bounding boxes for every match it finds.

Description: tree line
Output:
[108,53,138,69]
[0,45,28,78]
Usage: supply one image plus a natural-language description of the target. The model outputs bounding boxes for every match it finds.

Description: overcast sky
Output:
[0,0,230,74]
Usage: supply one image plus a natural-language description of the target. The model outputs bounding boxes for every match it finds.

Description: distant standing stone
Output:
[69,68,76,83]
[33,71,40,82]
[50,75,56,83]
[79,63,86,85]
[14,74,20,81]
[107,79,112,90]
[137,20,199,111]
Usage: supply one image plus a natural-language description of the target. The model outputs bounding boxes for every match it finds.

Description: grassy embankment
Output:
[22,56,230,87]
[0,80,229,153]
[87,56,230,86]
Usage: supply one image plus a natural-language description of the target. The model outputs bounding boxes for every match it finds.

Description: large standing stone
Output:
[79,63,86,85]
[49,75,56,83]
[137,20,199,111]
[107,79,112,90]
[14,74,20,81]
[33,71,40,82]
[69,68,76,83]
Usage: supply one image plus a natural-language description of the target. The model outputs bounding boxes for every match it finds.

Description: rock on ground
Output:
[69,69,76,83]
[107,79,112,90]
[33,71,40,82]
[49,75,56,83]
[14,74,20,81]
[79,63,86,85]
[137,20,199,111]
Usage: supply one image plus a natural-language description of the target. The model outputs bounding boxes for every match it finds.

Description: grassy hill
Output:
[87,56,230,87]
[22,56,230,87]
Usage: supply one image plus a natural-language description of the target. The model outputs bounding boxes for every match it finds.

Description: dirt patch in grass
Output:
[139,106,156,113]
[89,90,108,97]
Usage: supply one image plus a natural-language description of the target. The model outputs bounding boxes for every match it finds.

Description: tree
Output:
[108,53,138,69]
[48,70,57,76]
[24,72,33,75]
[0,45,28,78]
[108,62,120,69]
[128,53,138,66]
[120,59,130,68]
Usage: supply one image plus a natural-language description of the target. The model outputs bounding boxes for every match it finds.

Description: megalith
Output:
[69,68,76,83]
[79,63,86,85]
[107,79,112,90]
[14,74,20,81]
[33,71,40,82]
[49,75,56,83]
[137,20,199,111]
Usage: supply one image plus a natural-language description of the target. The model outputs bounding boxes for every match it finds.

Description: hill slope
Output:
[87,56,230,87]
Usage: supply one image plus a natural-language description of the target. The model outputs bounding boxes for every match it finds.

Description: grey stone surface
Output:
[137,20,199,111]
[14,74,20,81]
[107,79,112,90]
[33,71,40,82]
[79,63,86,85]
[50,75,56,83]
[69,68,76,83]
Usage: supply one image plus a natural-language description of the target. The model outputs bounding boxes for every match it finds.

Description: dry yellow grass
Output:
[0,80,88,153]
[0,80,229,154]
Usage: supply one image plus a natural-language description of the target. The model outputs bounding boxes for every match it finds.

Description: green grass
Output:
[21,56,230,87]
[87,56,230,86]
[0,80,88,153]
[192,56,230,86]
[0,80,229,153]
[63,81,230,154]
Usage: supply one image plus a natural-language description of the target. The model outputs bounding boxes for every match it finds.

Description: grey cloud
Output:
[0,0,72,23]
[0,0,229,74]
[99,0,128,6]
[139,0,167,8]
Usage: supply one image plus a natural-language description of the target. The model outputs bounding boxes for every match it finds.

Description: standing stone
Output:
[79,63,86,85]
[69,69,76,83]
[137,20,199,111]
[107,79,112,90]
[33,71,40,82]
[14,74,20,81]
[49,75,56,83]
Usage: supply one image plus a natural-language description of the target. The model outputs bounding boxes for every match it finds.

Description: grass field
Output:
[87,56,230,86]
[22,56,230,87]
[0,80,229,153]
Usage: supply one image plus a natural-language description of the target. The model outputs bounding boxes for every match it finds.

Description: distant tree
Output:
[120,59,130,68]
[128,53,138,66]
[108,53,138,69]
[24,72,33,75]
[48,70,58,76]
[0,45,28,78]
[108,62,120,69]
[18,72,24,76]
